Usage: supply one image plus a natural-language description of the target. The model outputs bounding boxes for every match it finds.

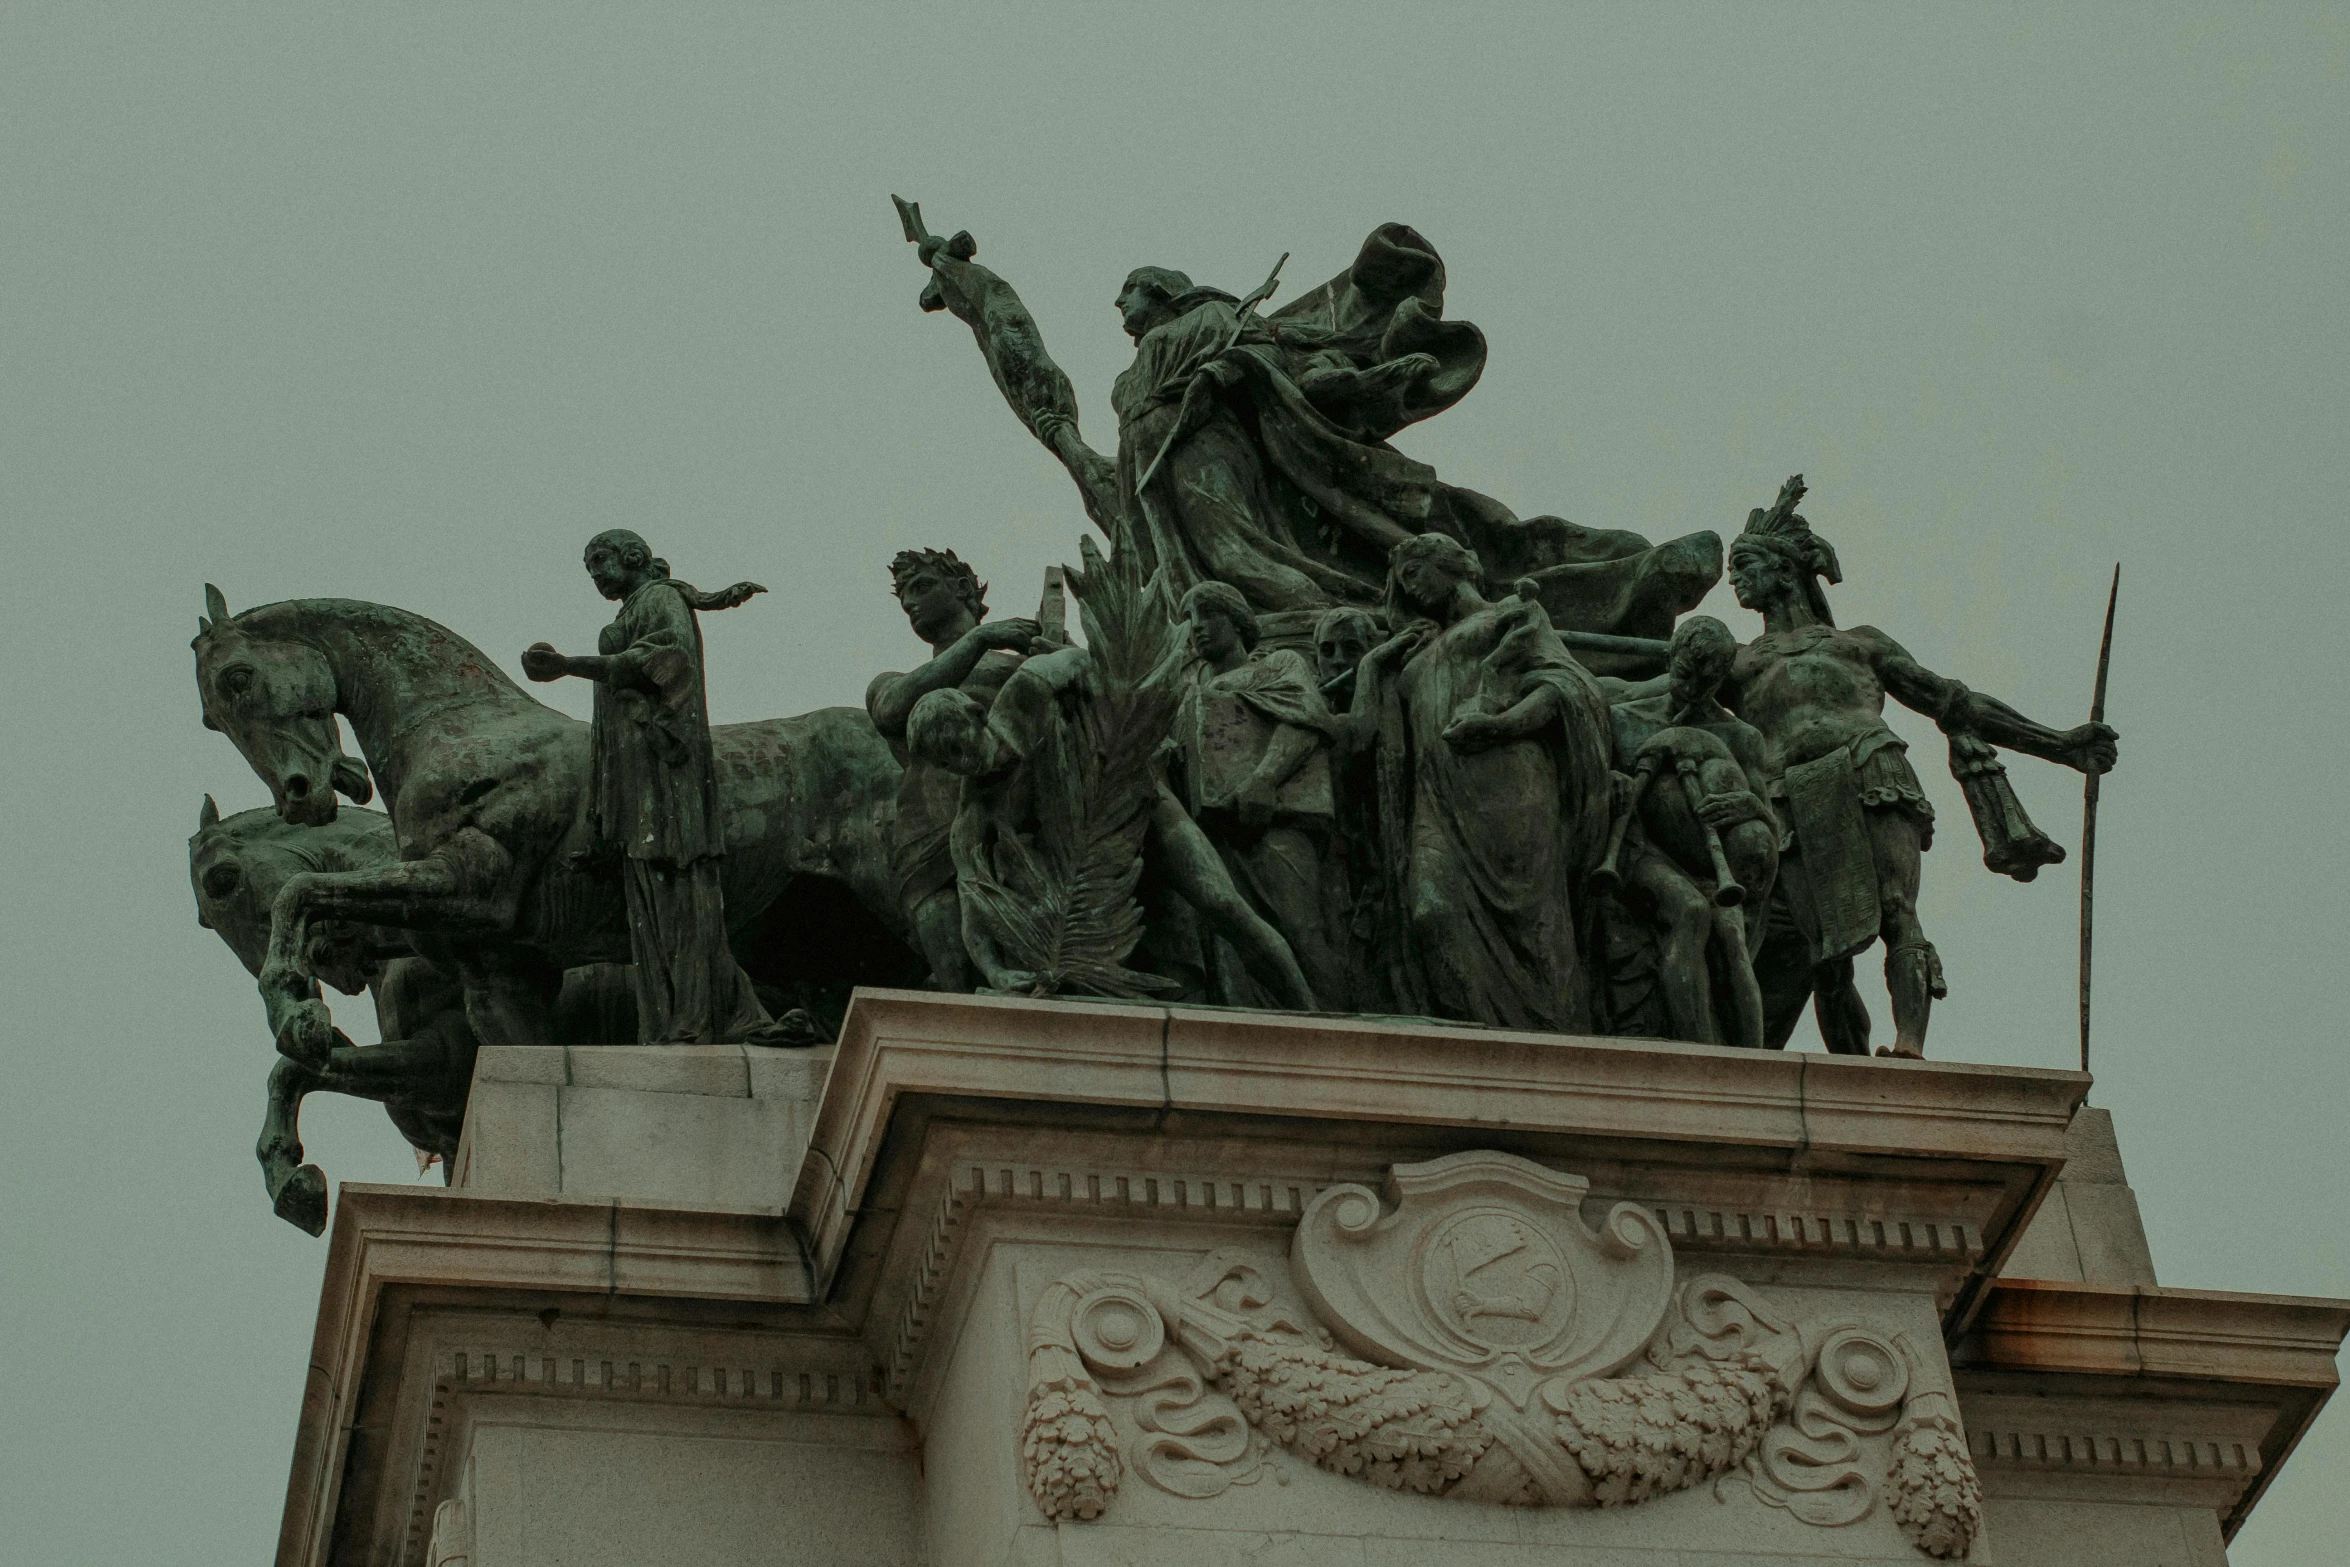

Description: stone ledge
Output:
[1968,1278,2350,1383]
[276,1184,818,1567]
[793,989,2089,1323]
[454,1043,837,1209]
[1954,1278,2350,1541]
[278,1000,2347,1566]
[471,1042,836,1099]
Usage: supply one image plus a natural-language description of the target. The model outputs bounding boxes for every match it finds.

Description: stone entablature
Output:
[275,993,2346,1567]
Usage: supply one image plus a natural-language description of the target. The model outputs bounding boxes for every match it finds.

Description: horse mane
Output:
[195,803,399,872]
[212,598,532,700]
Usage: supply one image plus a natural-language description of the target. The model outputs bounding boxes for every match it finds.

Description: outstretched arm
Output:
[522,586,699,693]
[1858,626,2117,774]
[1335,626,1427,749]
[521,645,612,684]
[865,618,1039,737]
[899,200,1123,534]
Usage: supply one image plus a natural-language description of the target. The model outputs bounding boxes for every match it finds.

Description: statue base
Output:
[274,993,2345,1566]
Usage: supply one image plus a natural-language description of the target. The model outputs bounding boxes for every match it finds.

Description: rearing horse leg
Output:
[256,1033,470,1234]
[259,830,515,1065]
[258,1056,330,1235]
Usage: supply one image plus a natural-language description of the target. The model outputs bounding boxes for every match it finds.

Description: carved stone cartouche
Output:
[1018,1152,1982,1558]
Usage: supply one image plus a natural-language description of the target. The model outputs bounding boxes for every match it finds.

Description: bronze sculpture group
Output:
[189,206,2117,1231]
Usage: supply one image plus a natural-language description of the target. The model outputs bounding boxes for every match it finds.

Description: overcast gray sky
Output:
[4,5,2344,1562]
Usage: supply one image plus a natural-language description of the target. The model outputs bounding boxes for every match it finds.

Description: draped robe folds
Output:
[1109,280,1717,652]
[1374,603,1614,1031]
[1114,298,1383,613]
[1173,647,1346,1007]
[922,221,1719,652]
[589,578,771,1044]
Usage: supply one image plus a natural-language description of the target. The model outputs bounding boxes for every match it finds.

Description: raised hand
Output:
[976,617,1042,651]
[1365,626,1428,668]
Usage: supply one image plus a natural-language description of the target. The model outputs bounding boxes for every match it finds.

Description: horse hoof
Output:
[273,1164,328,1235]
[276,1000,333,1068]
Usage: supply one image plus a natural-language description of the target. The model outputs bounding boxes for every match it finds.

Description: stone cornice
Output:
[793,990,2088,1332]
[874,1146,2007,1415]
[275,1185,820,1567]
[1954,1279,2350,1540]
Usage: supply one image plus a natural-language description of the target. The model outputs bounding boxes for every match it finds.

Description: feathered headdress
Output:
[1733,474,1841,626]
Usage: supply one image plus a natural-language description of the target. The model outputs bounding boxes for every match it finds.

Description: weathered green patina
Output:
[895,198,1721,663]
[1713,478,2117,1058]
[190,798,635,1232]
[187,218,2131,1240]
[193,585,918,1074]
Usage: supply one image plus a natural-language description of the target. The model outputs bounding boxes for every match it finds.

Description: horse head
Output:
[189,794,402,993]
[193,586,373,826]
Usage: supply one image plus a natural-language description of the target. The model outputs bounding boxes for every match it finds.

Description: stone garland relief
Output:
[1018,1152,1982,1558]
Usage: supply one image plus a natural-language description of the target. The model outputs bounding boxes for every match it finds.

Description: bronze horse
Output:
[191,797,645,1232]
[192,588,920,1214]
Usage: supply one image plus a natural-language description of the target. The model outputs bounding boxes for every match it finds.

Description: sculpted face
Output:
[195,624,356,827]
[896,564,977,647]
[1315,615,1376,687]
[583,540,638,602]
[1727,545,1784,613]
[1115,282,1163,342]
[905,689,995,778]
[1395,554,1463,614]
[1667,624,1736,710]
[1186,601,1246,666]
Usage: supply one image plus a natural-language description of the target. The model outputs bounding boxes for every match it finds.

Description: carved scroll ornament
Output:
[1018,1152,1982,1558]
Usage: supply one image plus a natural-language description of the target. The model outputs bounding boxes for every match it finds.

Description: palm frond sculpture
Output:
[959,536,1184,998]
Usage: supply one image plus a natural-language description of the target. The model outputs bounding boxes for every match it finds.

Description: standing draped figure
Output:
[1353,535,1615,1031]
[524,530,789,1045]
[899,206,1722,659]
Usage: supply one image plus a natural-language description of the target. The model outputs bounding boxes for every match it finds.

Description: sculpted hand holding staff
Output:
[522,530,795,1046]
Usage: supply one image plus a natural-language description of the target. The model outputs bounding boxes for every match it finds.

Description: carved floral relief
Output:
[1018,1151,1982,1558]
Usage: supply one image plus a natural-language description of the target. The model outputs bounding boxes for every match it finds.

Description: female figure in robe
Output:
[1353,535,1614,1031]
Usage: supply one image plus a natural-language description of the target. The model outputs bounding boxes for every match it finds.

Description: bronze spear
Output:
[2079,564,2120,1074]
[1133,252,1289,493]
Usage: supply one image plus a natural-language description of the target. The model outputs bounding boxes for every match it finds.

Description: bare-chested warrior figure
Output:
[865,549,1039,989]
[1719,477,2117,1058]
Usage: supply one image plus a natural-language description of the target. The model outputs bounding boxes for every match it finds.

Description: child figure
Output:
[1596,615,1780,1049]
